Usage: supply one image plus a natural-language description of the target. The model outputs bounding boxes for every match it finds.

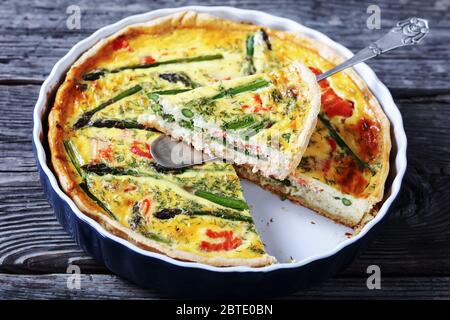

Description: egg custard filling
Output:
[48,11,390,267]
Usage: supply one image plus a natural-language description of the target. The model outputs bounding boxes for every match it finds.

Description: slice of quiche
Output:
[139,62,320,180]
[60,126,275,266]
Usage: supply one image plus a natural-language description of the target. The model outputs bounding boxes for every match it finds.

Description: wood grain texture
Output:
[0,0,449,299]
[1,0,449,92]
[1,274,449,300]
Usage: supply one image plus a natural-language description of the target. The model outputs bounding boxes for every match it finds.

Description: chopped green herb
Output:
[179,119,194,130]
[143,231,172,244]
[147,93,159,101]
[151,103,162,113]
[163,114,175,122]
[282,133,291,142]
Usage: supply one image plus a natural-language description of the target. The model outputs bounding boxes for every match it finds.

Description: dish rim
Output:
[33,5,407,273]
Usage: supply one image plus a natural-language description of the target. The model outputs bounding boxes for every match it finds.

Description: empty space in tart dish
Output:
[241,181,352,263]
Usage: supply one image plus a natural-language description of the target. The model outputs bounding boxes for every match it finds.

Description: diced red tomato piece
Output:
[351,118,380,162]
[205,229,229,239]
[253,94,262,106]
[199,229,242,252]
[142,56,156,64]
[322,89,354,118]
[140,199,151,216]
[130,141,152,159]
[308,67,354,118]
[334,157,368,195]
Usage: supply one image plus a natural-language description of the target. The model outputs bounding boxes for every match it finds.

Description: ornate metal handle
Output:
[316,17,429,81]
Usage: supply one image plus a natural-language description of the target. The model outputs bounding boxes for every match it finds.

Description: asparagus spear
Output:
[147,88,192,102]
[244,35,256,75]
[77,86,192,130]
[159,72,199,88]
[259,28,272,50]
[81,164,143,177]
[211,79,270,100]
[73,84,142,129]
[194,190,248,211]
[191,210,253,223]
[318,113,375,175]
[154,208,253,223]
[79,182,117,220]
[82,54,224,81]
[88,119,146,130]
[63,140,84,178]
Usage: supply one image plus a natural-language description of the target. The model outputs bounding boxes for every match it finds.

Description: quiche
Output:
[48,11,391,267]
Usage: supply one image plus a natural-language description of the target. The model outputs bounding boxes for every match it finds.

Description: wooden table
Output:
[1,0,449,299]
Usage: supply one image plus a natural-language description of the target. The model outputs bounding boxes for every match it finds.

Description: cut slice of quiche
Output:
[139,62,320,180]
[61,126,275,267]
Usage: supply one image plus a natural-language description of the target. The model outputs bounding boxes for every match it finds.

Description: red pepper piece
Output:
[142,56,156,64]
[199,229,242,252]
[130,141,152,159]
[309,67,354,118]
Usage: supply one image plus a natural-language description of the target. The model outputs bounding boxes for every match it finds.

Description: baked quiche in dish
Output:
[48,11,391,267]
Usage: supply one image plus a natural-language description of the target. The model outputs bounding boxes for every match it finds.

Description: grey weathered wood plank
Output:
[1,84,449,278]
[0,0,449,91]
[1,273,449,299]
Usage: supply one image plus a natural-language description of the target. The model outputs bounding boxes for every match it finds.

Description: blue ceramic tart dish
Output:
[33,6,407,297]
